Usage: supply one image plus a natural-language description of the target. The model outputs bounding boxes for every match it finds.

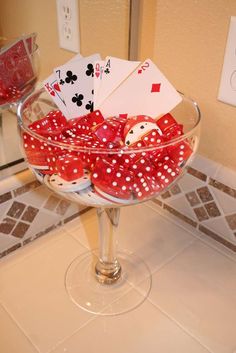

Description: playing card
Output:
[54,53,101,119]
[68,53,82,62]
[0,38,35,90]
[43,73,69,117]
[93,60,104,109]
[99,59,182,119]
[96,56,140,108]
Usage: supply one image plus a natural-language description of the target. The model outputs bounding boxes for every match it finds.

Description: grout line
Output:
[146,202,236,263]
[47,314,99,353]
[146,299,214,353]
[0,302,41,353]
[0,227,68,272]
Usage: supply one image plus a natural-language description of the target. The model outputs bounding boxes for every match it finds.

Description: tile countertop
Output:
[0,202,235,353]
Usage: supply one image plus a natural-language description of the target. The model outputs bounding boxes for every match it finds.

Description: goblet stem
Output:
[95,207,122,285]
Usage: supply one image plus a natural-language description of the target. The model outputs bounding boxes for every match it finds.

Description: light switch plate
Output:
[218,16,236,106]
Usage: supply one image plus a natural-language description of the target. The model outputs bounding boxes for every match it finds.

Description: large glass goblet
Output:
[17,89,201,315]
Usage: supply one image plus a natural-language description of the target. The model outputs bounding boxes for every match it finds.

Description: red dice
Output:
[92,159,133,200]
[55,153,84,181]
[168,140,193,165]
[156,113,178,133]
[92,121,117,143]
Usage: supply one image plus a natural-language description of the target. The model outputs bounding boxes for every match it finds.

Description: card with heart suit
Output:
[0,39,35,90]
[43,73,69,117]
[98,59,182,119]
[95,56,140,108]
[54,53,101,119]
[93,60,105,109]
[44,53,83,117]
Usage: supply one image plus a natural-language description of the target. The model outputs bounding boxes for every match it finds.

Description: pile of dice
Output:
[22,109,192,205]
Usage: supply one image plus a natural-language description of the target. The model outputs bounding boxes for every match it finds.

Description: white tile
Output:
[164,194,198,221]
[203,217,235,243]
[16,184,54,209]
[191,154,220,178]
[0,198,13,219]
[0,234,96,353]
[215,165,236,190]
[197,232,236,263]
[50,299,210,353]
[0,227,67,270]
[65,204,197,275]
[0,304,38,353]
[24,208,62,239]
[0,233,20,252]
[148,240,236,353]
[209,185,236,214]
[178,173,206,193]
[0,169,35,194]
[147,200,199,235]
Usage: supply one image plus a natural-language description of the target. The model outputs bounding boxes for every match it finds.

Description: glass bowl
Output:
[0,36,39,109]
[17,88,201,315]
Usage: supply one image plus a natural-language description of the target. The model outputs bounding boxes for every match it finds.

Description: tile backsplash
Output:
[0,170,90,258]
[153,155,236,252]
[0,154,235,258]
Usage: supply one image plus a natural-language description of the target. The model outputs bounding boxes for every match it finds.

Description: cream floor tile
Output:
[197,233,236,262]
[0,304,38,353]
[147,200,200,235]
[0,227,67,271]
[148,240,236,353]
[50,299,211,353]
[65,204,197,275]
[0,234,97,353]
[147,201,236,262]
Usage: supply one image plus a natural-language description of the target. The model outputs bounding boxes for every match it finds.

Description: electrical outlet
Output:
[218,16,236,106]
[56,0,80,53]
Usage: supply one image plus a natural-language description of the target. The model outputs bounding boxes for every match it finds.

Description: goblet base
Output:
[65,249,152,315]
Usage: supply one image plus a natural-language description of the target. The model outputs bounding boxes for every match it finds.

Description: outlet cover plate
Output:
[218,16,236,106]
[56,0,80,53]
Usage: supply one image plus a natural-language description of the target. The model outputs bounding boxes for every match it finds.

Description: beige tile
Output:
[197,231,236,262]
[209,185,236,214]
[0,234,96,353]
[148,240,236,353]
[191,154,220,178]
[215,165,236,190]
[178,173,206,192]
[147,200,199,235]
[165,194,198,221]
[0,304,38,353]
[65,204,197,274]
[51,300,210,353]
[203,217,235,244]
[0,169,35,195]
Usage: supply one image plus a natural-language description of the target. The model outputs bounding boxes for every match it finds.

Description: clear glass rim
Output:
[17,88,201,155]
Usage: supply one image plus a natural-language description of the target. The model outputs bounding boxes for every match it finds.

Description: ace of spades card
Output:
[54,54,101,119]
